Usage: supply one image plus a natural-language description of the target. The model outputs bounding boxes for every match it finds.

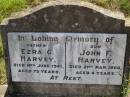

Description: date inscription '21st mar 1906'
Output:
[8,32,127,85]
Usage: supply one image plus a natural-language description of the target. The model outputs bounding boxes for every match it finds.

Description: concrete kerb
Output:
[0,85,8,97]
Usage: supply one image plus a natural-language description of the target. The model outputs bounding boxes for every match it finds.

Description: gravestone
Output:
[0,0,129,97]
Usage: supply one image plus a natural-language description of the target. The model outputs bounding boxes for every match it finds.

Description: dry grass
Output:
[82,0,130,16]
[0,59,6,85]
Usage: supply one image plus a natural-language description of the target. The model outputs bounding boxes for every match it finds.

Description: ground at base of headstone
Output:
[1,86,130,97]
[4,93,128,97]
[4,95,124,97]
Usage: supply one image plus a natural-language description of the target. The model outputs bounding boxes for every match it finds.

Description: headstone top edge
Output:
[0,0,125,25]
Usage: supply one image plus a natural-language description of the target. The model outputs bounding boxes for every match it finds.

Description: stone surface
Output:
[0,0,129,97]
[129,93,130,97]
[8,33,127,85]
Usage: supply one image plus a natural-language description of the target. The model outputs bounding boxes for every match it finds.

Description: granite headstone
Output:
[0,1,129,97]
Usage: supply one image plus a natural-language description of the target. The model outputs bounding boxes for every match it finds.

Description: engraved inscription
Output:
[8,33,127,85]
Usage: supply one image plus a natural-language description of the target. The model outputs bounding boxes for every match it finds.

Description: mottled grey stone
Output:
[0,0,129,97]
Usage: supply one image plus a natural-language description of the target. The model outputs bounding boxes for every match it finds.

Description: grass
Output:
[0,0,28,22]
[0,0,130,23]
[122,75,130,97]
[82,0,130,16]
[0,0,49,23]
[0,58,6,85]
[0,34,6,85]
[27,0,47,7]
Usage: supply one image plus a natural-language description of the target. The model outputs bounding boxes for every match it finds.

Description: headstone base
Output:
[5,93,121,97]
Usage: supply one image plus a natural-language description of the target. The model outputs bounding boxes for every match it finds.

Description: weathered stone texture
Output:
[0,1,128,97]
